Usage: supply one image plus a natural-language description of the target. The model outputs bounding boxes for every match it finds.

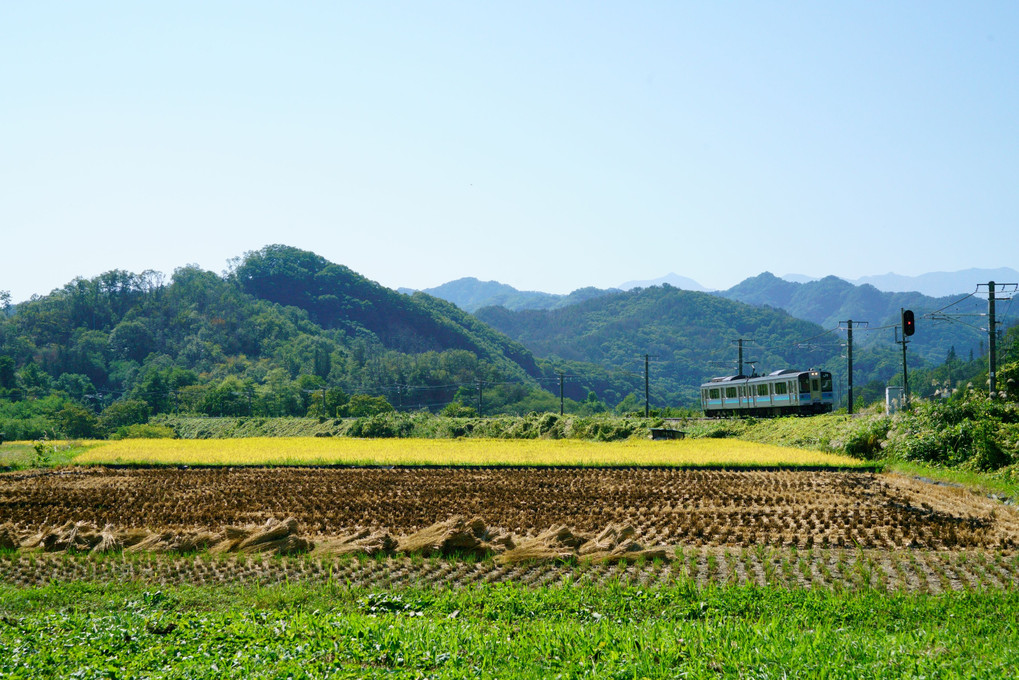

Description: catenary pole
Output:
[989,281,997,398]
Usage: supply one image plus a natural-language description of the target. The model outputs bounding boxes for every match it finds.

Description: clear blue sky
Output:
[3,2,1017,303]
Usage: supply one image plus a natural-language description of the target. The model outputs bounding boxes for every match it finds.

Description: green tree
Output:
[200,376,252,416]
[342,394,394,418]
[53,373,96,402]
[18,363,50,397]
[98,399,150,434]
[0,356,16,390]
[56,403,99,438]
[108,320,155,362]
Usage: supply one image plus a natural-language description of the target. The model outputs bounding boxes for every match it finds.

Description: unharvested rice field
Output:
[2,465,1018,592]
[71,436,868,467]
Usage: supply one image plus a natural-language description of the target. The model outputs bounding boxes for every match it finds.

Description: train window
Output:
[709,388,720,399]
[799,375,810,393]
[774,382,787,395]
[757,384,769,397]
[725,387,737,398]
[821,375,833,391]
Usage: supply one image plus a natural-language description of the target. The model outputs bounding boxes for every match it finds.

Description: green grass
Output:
[1,580,1017,678]
[0,441,95,469]
[886,460,1019,502]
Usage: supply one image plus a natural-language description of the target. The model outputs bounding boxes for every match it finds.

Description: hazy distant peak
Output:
[781,273,819,284]
[413,277,616,313]
[850,268,1019,297]
[617,273,712,292]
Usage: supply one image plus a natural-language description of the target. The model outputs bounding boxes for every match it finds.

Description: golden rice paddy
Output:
[73,437,868,467]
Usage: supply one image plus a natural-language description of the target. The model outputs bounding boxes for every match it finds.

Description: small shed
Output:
[650,428,686,441]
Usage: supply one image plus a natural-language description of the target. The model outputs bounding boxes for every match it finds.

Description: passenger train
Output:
[700,369,834,417]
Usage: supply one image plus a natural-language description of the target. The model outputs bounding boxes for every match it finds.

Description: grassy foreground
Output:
[70,437,869,467]
[0,580,1015,679]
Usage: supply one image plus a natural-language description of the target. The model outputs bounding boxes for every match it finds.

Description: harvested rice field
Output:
[2,466,1018,592]
[3,547,1019,594]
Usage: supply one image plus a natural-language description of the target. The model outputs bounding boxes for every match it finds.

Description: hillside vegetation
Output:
[477,285,846,405]
[0,246,649,439]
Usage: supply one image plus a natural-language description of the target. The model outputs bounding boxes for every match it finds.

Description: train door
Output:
[798,374,811,404]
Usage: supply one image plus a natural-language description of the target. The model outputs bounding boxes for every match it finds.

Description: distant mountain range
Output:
[412,268,1016,374]
[410,267,1018,314]
[781,268,1019,298]
[616,273,713,292]
[719,272,989,365]
[400,278,620,314]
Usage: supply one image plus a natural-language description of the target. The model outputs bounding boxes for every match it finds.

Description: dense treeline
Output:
[0,246,644,439]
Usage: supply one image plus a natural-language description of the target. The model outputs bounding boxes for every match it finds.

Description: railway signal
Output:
[901,309,915,336]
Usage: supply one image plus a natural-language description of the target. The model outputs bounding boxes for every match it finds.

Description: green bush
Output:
[109,424,176,440]
[346,413,413,438]
[98,399,150,435]
[884,395,1019,470]
[833,417,891,460]
[341,395,395,418]
[440,401,477,418]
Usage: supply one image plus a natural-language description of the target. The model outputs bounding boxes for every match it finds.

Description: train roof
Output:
[701,369,829,389]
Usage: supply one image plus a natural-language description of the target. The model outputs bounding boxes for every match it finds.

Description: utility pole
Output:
[928,282,1014,399]
[847,321,854,414]
[477,379,483,417]
[644,354,650,417]
[558,372,564,416]
[731,338,754,376]
[979,280,1018,398]
[989,281,997,397]
[838,320,868,414]
[641,354,660,417]
[846,321,853,414]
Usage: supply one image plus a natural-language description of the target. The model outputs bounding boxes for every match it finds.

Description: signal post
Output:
[898,309,915,408]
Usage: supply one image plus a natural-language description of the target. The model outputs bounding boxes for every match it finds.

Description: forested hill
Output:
[474,285,840,405]
[232,246,541,377]
[3,246,625,432]
[719,272,997,364]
